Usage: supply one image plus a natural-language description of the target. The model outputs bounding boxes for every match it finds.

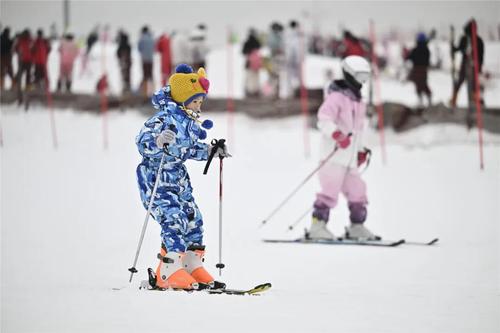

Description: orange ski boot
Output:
[155,246,198,290]
[183,245,216,286]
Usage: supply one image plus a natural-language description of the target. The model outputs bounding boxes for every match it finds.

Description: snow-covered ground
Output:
[1,106,499,333]
[1,35,500,332]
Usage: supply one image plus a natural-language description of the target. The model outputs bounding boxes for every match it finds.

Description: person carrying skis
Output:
[308,55,379,241]
[406,32,432,108]
[136,64,230,290]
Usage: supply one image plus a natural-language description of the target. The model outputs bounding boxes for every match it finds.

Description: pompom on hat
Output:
[168,64,210,106]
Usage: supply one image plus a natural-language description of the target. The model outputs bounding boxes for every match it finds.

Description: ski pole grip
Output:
[203,139,226,175]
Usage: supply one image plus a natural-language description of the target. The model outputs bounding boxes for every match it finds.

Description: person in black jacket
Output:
[242,28,262,97]
[116,30,132,93]
[1,27,16,90]
[450,19,484,108]
[406,32,432,108]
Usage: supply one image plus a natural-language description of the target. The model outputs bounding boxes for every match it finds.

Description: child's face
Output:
[186,97,204,112]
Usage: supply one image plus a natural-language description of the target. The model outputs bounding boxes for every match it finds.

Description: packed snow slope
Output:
[1,106,499,333]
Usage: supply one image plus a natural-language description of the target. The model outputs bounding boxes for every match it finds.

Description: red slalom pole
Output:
[369,20,387,165]
[44,63,58,149]
[226,27,235,147]
[299,27,310,158]
[0,112,3,147]
[470,20,485,170]
[100,83,109,150]
[100,30,109,150]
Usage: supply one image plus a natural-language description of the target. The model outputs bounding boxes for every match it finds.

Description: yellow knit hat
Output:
[168,64,210,105]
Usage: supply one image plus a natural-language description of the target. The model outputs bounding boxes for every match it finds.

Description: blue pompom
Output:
[201,119,213,129]
[199,129,207,140]
[175,64,193,74]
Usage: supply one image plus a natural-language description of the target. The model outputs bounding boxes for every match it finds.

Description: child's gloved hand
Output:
[332,130,351,149]
[357,148,370,167]
[210,141,232,158]
[156,129,176,148]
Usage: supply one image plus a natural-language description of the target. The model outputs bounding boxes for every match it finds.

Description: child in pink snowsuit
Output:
[309,55,378,240]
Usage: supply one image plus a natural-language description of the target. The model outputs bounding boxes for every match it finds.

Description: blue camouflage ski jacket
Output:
[135,87,210,252]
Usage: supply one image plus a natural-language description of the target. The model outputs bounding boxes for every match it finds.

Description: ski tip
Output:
[427,238,439,245]
[392,239,406,246]
[247,282,272,295]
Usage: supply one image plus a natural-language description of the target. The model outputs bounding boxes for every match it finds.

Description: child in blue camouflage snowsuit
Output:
[136,64,229,289]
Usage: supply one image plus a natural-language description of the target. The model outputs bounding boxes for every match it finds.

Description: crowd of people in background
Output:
[0,18,487,109]
[0,23,209,97]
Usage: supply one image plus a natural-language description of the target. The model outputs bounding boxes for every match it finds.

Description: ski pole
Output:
[287,206,313,231]
[215,154,225,276]
[128,125,176,283]
[203,139,228,275]
[128,151,166,283]
[260,143,343,228]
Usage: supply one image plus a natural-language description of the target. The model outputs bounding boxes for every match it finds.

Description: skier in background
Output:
[406,32,432,108]
[283,20,301,98]
[31,29,51,90]
[136,64,230,290]
[267,21,284,99]
[81,26,98,75]
[156,32,172,86]
[242,28,262,97]
[171,30,191,69]
[15,29,34,92]
[189,24,208,70]
[0,27,16,90]
[138,25,155,96]
[340,30,367,58]
[116,30,132,94]
[450,19,484,109]
[57,33,79,93]
[308,55,379,241]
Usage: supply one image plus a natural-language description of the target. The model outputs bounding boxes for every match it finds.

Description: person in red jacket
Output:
[31,29,51,89]
[341,30,366,58]
[15,29,33,90]
[156,32,172,86]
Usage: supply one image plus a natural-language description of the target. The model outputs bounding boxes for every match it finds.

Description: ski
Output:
[137,268,271,295]
[263,238,405,247]
[403,238,439,246]
[139,280,271,296]
[205,283,272,296]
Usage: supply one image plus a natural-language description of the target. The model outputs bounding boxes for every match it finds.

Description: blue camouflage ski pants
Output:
[137,162,203,253]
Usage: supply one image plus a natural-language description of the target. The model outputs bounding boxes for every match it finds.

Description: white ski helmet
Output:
[341,55,371,85]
